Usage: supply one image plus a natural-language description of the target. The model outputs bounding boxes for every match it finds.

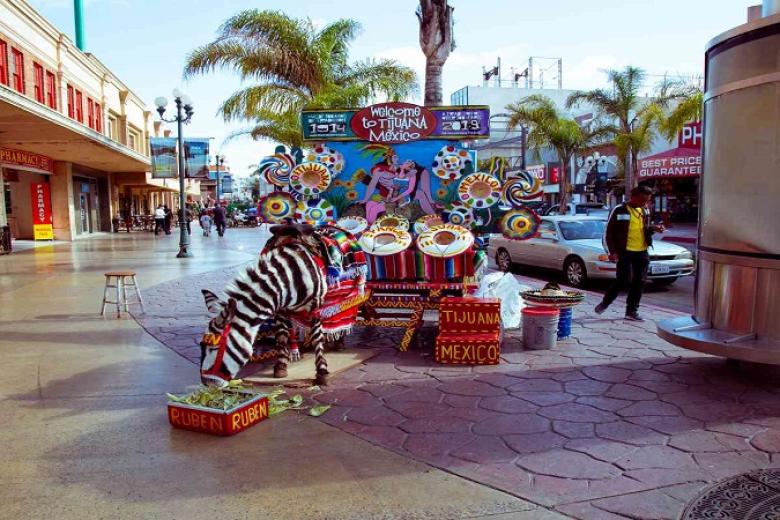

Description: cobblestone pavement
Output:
[136,263,780,520]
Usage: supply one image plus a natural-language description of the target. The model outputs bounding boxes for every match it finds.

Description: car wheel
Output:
[496,249,512,272]
[652,276,678,287]
[564,257,587,288]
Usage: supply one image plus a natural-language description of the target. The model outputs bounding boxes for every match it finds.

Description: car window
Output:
[558,220,606,240]
[539,221,557,238]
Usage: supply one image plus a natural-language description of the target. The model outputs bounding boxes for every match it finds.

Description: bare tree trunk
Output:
[425,60,444,106]
[417,0,454,107]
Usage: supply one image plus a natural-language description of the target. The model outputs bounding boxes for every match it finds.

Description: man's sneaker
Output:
[625,312,645,322]
[594,303,607,315]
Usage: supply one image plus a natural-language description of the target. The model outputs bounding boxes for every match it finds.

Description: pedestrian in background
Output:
[178,206,192,236]
[595,185,665,321]
[163,205,172,235]
[154,205,166,235]
[200,210,212,237]
[213,203,227,237]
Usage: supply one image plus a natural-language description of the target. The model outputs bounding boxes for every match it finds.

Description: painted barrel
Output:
[522,307,559,350]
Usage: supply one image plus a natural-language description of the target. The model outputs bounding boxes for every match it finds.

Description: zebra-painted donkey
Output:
[199,223,367,387]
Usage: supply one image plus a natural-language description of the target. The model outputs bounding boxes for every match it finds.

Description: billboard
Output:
[302,103,491,142]
[30,182,53,240]
[150,138,178,179]
[184,138,211,179]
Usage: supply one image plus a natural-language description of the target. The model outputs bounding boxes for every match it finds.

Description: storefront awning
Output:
[112,172,200,196]
[0,88,149,172]
[637,147,701,180]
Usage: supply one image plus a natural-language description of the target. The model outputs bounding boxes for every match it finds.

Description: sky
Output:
[31,0,752,178]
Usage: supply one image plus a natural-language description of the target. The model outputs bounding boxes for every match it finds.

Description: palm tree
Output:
[506,95,612,212]
[417,0,454,106]
[659,85,703,141]
[184,10,418,148]
[567,66,672,198]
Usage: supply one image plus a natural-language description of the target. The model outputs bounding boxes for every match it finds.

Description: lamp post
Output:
[214,154,225,204]
[155,89,194,258]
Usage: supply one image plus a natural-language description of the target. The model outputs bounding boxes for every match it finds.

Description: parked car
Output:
[544,203,609,217]
[488,216,695,287]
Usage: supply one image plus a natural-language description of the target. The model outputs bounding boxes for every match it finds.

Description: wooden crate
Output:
[435,332,501,365]
[168,393,269,436]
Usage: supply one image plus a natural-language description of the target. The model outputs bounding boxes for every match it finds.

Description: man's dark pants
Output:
[154,218,165,235]
[215,221,226,236]
[601,250,650,314]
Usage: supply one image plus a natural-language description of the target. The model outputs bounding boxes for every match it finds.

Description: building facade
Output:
[0,0,197,248]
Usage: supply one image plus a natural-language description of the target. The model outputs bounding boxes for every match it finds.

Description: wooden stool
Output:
[101,271,145,318]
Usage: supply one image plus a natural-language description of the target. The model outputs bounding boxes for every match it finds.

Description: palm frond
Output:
[314,19,361,71]
[218,84,306,121]
[337,59,418,101]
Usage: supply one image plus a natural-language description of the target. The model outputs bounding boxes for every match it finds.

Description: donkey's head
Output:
[199,289,244,387]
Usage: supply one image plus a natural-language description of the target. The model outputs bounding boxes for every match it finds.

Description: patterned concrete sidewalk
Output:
[135,265,780,520]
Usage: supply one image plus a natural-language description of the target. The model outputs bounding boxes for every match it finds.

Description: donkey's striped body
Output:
[200,239,331,386]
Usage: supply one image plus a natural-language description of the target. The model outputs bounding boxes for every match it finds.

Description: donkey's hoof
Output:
[315,371,329,386]
[273,366,288,379]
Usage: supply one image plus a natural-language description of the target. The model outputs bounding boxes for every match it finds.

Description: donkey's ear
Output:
[202,290,224,313]
[225,298,237,321]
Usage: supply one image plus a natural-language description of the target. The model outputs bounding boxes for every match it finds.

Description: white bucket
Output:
[522,308,559,350]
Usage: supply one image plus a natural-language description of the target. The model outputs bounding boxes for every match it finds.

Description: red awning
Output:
[637,147,701,180]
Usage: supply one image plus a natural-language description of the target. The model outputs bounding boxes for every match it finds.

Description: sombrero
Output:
[442,202,475,228]
[359,227,412,256]
[413,214,445,234]
[416,224,474,258]
[336,216,368,235]
[371,214,410,231]
[290,162,332,197]
[500,173,542,207]
[305,144,345,176]
[258,153,295,187]
[258,192,297,223]
[500,208,541,240]
[295,199,335,224]
[432,145,473,180]
[458,172,501,208]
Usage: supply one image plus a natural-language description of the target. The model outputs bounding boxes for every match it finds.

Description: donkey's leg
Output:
[273,315,292,379]
[311,318,329,386]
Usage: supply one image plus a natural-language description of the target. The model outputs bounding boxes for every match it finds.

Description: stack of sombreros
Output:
[416,223,474,258]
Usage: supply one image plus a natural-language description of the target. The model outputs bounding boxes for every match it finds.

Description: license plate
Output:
[651,264,670,275]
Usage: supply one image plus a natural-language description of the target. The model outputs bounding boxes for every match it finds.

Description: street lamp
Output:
[155,90,194,258]
[214,154,225,204]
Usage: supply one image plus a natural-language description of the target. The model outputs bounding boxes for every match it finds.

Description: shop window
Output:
[3,182,11,215]
[66,85,74,118]
[45,71,56,109]
[87,98,95,129]
[11,48,24,94]
[95,103,102,132]
[75,90,83,123]
[0,39,8,86]
[33,63,44,103]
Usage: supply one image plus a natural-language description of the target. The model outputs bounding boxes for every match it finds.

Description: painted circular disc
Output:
[290,162,332,197]
[432,145,473,180]
[442,202,475,228]
[501,173,542,207]
[305,144,345,176]
[371,214,410,231]
[413,214,445,235]
[359,227,412,256]
[458,172,501,208]
[500,208,541,240]
[258,153,295,187]
[295,199,335,224]
[416,224,474,258]
[336,216,368,235]
[258,192,297,223]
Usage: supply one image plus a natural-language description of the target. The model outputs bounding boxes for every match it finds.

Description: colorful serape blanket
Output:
[365,248,484,282]
[316,225,368,286]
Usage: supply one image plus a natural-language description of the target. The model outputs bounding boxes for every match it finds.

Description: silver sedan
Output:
[488,216,695,288]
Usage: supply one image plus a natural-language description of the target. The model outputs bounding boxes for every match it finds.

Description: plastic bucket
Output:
[558,308,573,339]
[522,307,559,350]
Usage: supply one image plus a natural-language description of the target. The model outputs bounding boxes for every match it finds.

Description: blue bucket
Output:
[558,308,573,339]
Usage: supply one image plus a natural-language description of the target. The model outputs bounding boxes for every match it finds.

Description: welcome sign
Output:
[302,103,490,142]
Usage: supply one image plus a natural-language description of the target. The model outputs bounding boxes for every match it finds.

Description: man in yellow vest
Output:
[595,186,664,321]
